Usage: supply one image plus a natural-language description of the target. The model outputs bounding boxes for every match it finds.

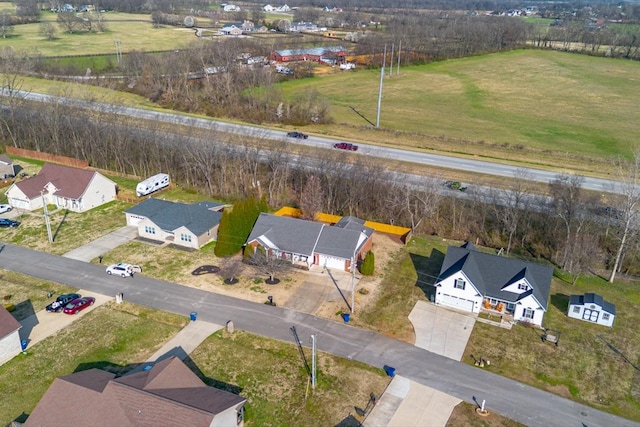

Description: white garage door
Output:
[439,294,475,312]
[319,255,345,271]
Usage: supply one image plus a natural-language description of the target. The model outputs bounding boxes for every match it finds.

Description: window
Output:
[573,306,580,313]
[523,308,534,319]
[144,226,156,234]
[602,313,610,321]
[454,279,465,290]
[518,283,529,291]
[180,233,192,242]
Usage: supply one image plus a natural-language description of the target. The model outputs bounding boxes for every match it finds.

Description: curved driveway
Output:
[0,243,636,427]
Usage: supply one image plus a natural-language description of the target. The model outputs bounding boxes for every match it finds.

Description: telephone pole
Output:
[41,191,53,243]
[310,334,317,389]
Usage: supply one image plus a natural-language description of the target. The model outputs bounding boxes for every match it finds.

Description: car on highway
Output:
[0,204,12,214]
[333,142,358,151]
[286,131,308,139]
[0,218,20,228]
[46,293,81,313]
[106,262,135,277]
[62,296,95,315]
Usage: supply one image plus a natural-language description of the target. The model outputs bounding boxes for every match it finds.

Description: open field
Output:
[281,49,640,169]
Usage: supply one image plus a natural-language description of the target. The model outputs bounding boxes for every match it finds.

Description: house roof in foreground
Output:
[0,306,21,339]
[437,243,553,310]
[569,293,616,315]
[125,198,223,235]
[14,163,112,200]
[24,356,245,427]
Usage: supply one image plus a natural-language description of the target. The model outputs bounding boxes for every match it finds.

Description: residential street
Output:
[1,243,637,427]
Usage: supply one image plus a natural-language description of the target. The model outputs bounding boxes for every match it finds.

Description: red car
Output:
[62,297,95,315]
[333,142,358,151]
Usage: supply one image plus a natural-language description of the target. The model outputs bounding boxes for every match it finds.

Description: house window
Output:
[144,226,156,234]
[180,233,192,242]
[602,313,610,321]
[454,279,465,290]
[518,283,529,291]
[522,308,534,319]
[573,306,580,313]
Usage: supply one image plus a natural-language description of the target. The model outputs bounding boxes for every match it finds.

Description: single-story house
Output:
[434,242,553,326]
[290,21,319,32]
[220,23,243,36]
[246,214,374,272]
[269,46,347,64]
[24,356,246,427]
[5,163,117,213]
[568,293,616,327]
[0,306,22,366]
[0,155,15,178]
[125,198,224,249]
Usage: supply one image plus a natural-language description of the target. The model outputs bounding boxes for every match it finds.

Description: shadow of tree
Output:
[410,249,445,301]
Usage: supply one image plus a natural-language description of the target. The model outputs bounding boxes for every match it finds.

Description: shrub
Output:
[360,251,375,276]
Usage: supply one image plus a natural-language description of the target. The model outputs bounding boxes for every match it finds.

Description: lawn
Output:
[280,49,640,171]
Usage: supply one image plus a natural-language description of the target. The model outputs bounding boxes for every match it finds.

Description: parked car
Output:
[62,296,95,315]
[106,262,141,277]
[46,293,81,313]
[0,218,20,228]
[287,131,308,139]
[333,142,358,151]
[0,204,12,214]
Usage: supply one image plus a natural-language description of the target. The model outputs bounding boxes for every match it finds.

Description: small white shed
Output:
[568,293,615,327]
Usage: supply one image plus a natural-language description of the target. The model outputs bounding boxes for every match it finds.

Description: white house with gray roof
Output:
[246,214,374,272]
[434,242,553,326]
[125,198,224,249]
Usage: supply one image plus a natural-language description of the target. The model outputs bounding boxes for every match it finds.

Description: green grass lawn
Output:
[281,49,640,164]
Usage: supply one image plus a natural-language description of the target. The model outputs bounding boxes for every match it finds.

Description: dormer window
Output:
[518,283,529,291]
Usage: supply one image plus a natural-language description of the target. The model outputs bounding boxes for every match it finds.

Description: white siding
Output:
[501,278,533,294]
[319,254,345,271]
[79,173,116,211]
[210,404,244,427]
[513,293,545,326]
[435,273,482,313]
[568,304,614,327]
[0,330,22,365]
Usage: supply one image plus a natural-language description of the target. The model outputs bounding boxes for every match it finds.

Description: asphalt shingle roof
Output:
[569,293,616,315]
[125,199,223,235]
[14,163,107,199]
[247,213,324,257]
[0,306,21,339]
[437,243,553,309]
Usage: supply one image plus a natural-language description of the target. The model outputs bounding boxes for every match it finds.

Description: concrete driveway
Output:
[409,300,476,361]
[63,225,138,262]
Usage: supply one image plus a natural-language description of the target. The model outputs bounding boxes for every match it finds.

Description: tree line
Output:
[1,97,639,282]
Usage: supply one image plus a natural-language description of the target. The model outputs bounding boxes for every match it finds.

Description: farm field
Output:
[282,49,640,168]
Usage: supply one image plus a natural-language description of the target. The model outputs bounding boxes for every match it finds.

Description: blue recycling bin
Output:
[342,313,350,323]
[383,365,396,377]
[21,340,27,351]
[190,312,197,321]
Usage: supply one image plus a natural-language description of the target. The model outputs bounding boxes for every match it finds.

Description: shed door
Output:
[583,309,599,322]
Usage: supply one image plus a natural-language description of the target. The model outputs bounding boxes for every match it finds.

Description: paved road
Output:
[11,90,625,195]
[1,243,637,427]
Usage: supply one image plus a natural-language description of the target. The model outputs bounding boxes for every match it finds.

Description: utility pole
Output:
[376,44,386,129]
[114,40,122,64]
[351,255,356,314]
[310,334,316,389]
[389,43,394,77]
[397,40,402,75]
[41,191,53,243]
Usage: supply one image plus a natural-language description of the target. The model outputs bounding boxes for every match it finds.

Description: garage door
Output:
[439,294,475,312]
[319,255,345,270]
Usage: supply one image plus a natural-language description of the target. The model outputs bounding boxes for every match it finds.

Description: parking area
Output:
[19,291,112,349]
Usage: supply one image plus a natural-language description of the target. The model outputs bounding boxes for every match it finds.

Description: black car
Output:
[0,218,19,228]
[286,131,308,139]
[46,293,81,312]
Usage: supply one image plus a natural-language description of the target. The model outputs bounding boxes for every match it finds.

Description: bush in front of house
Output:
[360,251,375,276]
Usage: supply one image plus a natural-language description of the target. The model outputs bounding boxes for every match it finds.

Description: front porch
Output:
[478,298,515,329]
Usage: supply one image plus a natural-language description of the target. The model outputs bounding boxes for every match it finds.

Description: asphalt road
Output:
[12,90,625,195]
[1,243,636,427]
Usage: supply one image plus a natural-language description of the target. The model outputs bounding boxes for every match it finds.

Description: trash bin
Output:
[383,365,396,377]
[21,340,27,351]
[190,312,197,321]
[342,313,350,323]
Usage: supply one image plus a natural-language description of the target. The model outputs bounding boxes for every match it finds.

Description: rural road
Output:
[9,90,625,195]
[0,243,636,427]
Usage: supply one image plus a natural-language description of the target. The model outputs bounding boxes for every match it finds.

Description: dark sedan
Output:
[62,296,95,315]
[333,142,358,151]
[0,218,20,228]
[286,131,308,139]
[46,293,81,312]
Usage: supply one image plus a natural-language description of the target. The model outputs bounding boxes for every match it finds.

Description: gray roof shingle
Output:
[569,293,616,315]
[125,199,223,235]
[247,213,324,257]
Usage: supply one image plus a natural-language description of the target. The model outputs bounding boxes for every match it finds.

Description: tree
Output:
[57,11,82,33]
[39,22,57,40]
[0,13,13,39]
[360,251,374,275]
[491,169,532,255]
[0,47,31,147]
[609,152,640,282]
[248,246,290,283]
[214,196,267,257]
[300,174,324,220]
[214,210,237,257]
[549,173,585,269]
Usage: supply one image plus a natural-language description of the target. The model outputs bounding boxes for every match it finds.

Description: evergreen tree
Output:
[360,251,375,275]
[214,209,237,257]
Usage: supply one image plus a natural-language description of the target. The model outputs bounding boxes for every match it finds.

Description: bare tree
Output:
[491,169,532,254]
[0,13,13,39]
[609,152,640,282]
[57,11,82,33]
[39,22,58,40]
[549,173,585,269]
[248,247,290,283]
[300,174,324,220]
[388,176,442,232]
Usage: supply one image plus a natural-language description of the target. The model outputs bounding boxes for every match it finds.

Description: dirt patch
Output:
[447,401,525,427]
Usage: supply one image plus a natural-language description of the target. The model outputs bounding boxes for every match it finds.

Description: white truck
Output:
[136,173,170,197]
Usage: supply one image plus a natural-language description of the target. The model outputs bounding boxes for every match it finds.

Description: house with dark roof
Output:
[568,293,616,327]
[25,356,246,427]
[434,242,553,326]
[0,155,15,179]
[246,213,374,272]
[0,306,22,366]
[5,163,117,212]
[125,198,224,249]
